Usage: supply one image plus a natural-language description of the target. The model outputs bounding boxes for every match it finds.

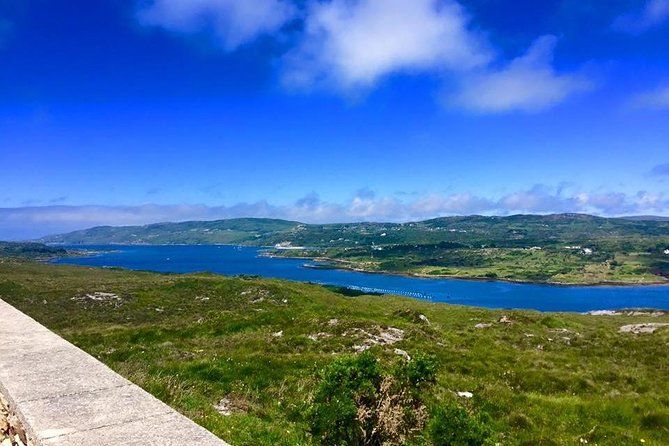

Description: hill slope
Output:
[39,214,669,248]
[40,218,301,245]
[1,260,667,445]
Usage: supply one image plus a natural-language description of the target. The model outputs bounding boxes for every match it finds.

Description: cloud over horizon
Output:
[2,186,667,240]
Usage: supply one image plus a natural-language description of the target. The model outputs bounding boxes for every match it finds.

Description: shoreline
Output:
[47,243,669,288]
[265,253,669,288]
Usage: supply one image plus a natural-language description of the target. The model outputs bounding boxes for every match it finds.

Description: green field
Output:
[281,245,668,285]
[1,260,668,445]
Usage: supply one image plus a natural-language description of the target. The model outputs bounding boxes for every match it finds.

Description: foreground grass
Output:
[1,261,668,445]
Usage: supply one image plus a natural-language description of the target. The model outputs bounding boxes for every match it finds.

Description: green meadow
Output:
[1,260,668,445]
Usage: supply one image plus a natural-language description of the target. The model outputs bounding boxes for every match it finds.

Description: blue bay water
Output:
[53,245,669,312]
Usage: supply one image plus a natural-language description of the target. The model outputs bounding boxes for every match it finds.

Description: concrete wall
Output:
[0,298,230,446]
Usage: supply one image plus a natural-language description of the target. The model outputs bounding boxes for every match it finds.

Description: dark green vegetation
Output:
[39,214,669,284]
[1,261,668,445]
[39,217,300,245]
[0,241,67,260]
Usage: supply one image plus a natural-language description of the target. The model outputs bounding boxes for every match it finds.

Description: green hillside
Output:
[0,260,667,445]
[40,218,301,245]
[40,214,669,247]
[0,241,68,259]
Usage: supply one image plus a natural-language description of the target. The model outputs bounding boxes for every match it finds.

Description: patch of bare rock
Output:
[213,396,249,417]
[348,326,405,352]
[619,323,669,334]
[474,315,514,329]
[307,332,332,341]
[587,309,666,317]
[394,348,411,361]
[240,287,272,303]
[474,323,492,329]
[72,291,120,302]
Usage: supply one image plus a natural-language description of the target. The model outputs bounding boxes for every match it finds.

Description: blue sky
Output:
[1,0,669,239]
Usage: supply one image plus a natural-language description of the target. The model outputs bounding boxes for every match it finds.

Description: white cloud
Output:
[630,85,669,110]
[134,0,591,113]
[137,0,297,50]
[613,0,669,33]
[3,187,667,240]
[451,35,592,113]
[282,0,491,90]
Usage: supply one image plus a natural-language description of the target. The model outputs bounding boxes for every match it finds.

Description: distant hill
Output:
[38,214,669,248]
[621,215,669,222]
[39,218,302,245]
[0,241,68,259]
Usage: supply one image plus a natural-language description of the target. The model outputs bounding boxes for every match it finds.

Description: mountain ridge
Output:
[38,213,669,248]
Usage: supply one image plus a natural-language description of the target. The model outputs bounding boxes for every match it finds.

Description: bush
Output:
[309,352,437,446]
[428,401,492,446]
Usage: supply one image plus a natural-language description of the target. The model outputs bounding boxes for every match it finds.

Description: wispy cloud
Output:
[136,0,297,50]
[651,162,669,176]
[613,0,669,33]
[2,187,667,240]
[450,35,592,113]
[629,84,669,110]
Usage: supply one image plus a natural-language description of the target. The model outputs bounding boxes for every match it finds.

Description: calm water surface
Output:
[53,245,669,312]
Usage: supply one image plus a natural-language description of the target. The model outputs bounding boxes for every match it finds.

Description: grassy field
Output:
[273,244,669,285]
[1,261,668,445]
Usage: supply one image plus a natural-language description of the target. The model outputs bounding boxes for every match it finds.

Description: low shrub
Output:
[427,401,492,446]
[308,352,437,446]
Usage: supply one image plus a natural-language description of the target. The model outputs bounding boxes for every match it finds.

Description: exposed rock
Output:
[498,315,513,324]
[456,391,473,398]
[307,332,331,341]
[240,288,271,303]
[194,295,209,302]
[72,292,120,302]
[349,326,405,352]
[619,323,669,334]
[214,398,232,416]
[586,310,618,316]
[327,318,339,326]
[394,348,411,361]
[272,330,283,338]
[587,309,666,317]
[474,323,491,329]
[214,396,249,417]
[418,314,430,325]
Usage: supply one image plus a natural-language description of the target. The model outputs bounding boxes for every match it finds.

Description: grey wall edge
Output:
[0,298,231,446]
